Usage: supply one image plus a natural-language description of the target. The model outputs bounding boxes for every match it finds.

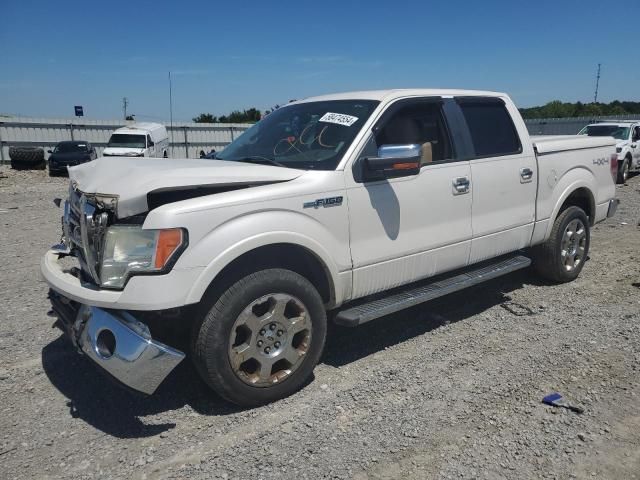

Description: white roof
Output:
[116,122,164,133]
[296,88,507,104]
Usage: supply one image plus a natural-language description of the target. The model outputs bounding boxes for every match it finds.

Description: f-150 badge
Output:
[303,196,344,209]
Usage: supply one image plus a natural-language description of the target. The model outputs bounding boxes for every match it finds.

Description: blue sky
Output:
[1,0,638,121]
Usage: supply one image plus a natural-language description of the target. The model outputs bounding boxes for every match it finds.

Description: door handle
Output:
[452,176,470,195]
[520,167,534,183]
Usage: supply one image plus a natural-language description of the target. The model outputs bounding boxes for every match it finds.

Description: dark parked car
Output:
[48,141,97,176]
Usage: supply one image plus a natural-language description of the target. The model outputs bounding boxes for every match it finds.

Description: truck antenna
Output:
[593,63,601,103]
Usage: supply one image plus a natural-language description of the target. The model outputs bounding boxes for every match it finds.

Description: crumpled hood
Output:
[68,156,303,217]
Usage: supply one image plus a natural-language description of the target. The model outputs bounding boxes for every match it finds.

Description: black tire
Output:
[9,146,45,163]
[163,150,168,158]
[617,158,630,184]
[531,206,590,283]
[192,268,327,407]
[9,147,45,169]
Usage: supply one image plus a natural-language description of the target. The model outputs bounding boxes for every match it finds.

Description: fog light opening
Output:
[96,329,116,359]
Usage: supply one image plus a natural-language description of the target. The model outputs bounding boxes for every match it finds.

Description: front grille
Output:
[63,185,109,285]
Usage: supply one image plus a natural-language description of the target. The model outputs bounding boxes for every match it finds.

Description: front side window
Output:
[458,99,521,157]
[215,100,379,170]
[107,134,146,148]
[372,101,453,163]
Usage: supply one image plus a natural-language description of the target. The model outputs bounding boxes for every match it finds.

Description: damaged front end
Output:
[46,184,186,395]
[60,182,116,284]
[49,290,184,395]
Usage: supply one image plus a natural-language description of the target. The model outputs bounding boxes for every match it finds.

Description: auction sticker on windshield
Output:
[319,112,359,127]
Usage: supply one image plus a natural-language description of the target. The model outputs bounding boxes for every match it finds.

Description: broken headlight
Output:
[100,225,186,288]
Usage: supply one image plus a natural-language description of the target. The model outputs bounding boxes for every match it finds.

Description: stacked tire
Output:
[9,147,46,170]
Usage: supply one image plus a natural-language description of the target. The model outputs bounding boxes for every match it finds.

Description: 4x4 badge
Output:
[303,196,344,209]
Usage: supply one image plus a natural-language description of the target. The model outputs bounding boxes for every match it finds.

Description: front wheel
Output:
[192,269,327,406]
[532,206,590,283]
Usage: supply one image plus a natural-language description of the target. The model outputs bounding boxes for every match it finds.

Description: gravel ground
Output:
[0,167,639,480]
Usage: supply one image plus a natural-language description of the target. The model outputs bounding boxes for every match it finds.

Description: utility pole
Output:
[169,72,174,156]
[122,97,129,120]
[593,63,601,103]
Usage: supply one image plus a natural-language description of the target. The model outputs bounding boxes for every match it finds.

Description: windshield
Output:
[215,100,379,170]
[54,143,88,153]
[107,134,146,148]
[580,125,630,140]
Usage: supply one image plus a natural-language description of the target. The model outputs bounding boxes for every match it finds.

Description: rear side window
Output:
[458,99,521,158]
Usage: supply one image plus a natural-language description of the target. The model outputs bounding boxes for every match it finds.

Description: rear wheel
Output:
[532,206,590,283]
[617,158,630,184]
[192,268,327,406]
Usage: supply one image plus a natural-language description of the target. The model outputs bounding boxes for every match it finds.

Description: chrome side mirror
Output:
[364,143,422,181]
[377,143,421,159]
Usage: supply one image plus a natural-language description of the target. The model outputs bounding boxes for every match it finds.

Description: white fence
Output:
[525,114,640,135]
[0,116,252,163]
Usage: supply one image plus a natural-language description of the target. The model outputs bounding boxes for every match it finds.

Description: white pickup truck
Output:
[41,89,619,406]
[578,121,640,183]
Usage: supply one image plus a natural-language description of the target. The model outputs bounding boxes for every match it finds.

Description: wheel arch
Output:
[540,180,597,243]
[557,187,595,225]
[186,238,344,309]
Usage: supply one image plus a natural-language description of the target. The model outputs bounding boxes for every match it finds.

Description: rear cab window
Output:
[457,97,522,158]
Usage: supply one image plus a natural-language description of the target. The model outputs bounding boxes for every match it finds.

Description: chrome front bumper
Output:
[50,293,185,395]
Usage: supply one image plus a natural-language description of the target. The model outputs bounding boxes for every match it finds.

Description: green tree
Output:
[580,103,603,117]
[193,113,218,123]
[194,108,263,124]
[520,100,640,119]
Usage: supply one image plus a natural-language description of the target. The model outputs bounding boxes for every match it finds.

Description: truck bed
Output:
[531,135,615,154]
[531,134,616,245]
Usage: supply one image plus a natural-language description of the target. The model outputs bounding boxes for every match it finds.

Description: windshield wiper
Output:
[231,155,287,168]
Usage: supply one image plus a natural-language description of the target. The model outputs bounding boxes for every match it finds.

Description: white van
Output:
[103,123,169,158]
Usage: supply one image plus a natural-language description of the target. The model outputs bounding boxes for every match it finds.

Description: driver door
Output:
[345,98,473,299]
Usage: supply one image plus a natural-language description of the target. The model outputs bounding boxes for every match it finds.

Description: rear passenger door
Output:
[455,97,537,263]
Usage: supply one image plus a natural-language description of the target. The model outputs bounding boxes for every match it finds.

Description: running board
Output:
[335,254,531,327]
